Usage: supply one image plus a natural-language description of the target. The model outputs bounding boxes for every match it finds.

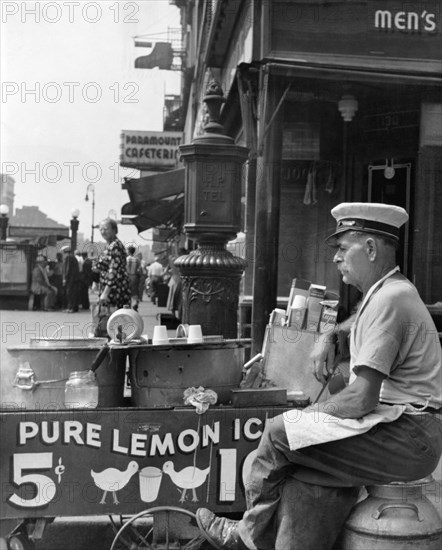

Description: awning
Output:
[121,168,185,234]
[122,168,185,203]
[265,58,442,85]
[121,198,184,234]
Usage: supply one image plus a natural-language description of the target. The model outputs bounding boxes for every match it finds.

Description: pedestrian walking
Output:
[147,256,164,304]
[126,245,141,310]
[91,218,130,336]
[137,253,148,302]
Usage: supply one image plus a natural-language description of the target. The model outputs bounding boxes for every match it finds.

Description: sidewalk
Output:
[135,296,179,340]
[0,293,177,346]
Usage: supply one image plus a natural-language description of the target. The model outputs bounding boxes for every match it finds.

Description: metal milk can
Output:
[340,477,442,550]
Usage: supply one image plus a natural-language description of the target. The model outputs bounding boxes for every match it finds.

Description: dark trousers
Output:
[150,277,161,303]
[65,281,79,311]
[238,412,442,550]
[77,279,90,309]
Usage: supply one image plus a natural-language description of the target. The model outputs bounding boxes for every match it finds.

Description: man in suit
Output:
[61,246,79,312]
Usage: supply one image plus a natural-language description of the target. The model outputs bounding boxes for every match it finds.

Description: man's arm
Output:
[310,313,356,384]
[309,365,385,419]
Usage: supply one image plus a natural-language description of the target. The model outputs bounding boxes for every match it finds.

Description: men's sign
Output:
[120,130,183,170]
[271,1,441,63]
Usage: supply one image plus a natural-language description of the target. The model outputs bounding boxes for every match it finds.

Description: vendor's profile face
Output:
[333,233,369,288]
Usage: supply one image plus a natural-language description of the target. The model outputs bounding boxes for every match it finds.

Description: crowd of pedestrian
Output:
[29,228,184,324]
[30,246,96,313]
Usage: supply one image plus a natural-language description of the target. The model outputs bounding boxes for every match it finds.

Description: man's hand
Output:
[310,333,336,384]
[311,314,356,384]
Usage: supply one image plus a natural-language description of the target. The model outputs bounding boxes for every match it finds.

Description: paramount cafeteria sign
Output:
[120,130,183,170]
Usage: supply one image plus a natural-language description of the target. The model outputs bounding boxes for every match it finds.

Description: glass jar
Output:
[64,370,99,409]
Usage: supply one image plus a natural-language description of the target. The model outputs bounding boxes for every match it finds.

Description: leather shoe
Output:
[196,508,248,550]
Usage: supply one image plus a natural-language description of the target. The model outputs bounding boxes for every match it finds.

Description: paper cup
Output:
[187,324,203,344]
[139,467,163,503]
[152,325,169,345]
[291,294,307,308]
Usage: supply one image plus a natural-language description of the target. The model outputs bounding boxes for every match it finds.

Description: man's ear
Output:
[365,237,377,261]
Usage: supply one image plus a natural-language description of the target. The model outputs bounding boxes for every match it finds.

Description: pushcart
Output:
[0,335,295,550]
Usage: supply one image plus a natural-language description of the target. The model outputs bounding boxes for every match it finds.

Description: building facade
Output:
[174,0,442,345]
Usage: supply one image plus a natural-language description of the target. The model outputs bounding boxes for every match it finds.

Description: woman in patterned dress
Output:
[93,218,130,309]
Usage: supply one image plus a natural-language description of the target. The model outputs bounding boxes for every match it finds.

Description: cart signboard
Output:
[0,407,284,519]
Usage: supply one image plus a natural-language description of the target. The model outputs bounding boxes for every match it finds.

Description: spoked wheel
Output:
[109,506,208,550]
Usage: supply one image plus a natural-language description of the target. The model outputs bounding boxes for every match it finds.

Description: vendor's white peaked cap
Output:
[326,202,409,245]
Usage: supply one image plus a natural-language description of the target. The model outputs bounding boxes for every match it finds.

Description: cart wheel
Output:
[7,533,35,550]
[110,506,208,550]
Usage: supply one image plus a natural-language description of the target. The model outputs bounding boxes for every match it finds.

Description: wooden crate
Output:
[261,324,327,403]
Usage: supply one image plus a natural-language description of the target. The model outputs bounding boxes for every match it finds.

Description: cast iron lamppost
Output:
[0,204,10,240]
[175,81,249,338]
[70,208,80,253]
[84,184,96,243]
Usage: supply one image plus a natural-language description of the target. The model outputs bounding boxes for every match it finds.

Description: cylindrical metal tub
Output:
[4,338,127,410]
[128,339,250,407]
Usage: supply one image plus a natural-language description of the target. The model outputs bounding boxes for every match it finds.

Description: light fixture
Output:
[85,184,96,243]
[384,158,396,180]
[338,94,358,122]
[0,204,10,216]
[70,209,80,252]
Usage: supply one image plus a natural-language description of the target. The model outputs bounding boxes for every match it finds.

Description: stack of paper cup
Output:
[152,325,169,345]
[187,324,203,344]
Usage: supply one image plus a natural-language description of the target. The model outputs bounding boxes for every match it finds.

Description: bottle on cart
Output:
[64,370,99,408]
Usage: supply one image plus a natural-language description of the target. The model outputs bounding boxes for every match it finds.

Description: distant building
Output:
[9,205,69,246]
[0,174,15,214]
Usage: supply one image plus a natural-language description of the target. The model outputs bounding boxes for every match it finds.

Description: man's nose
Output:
[333,250,341,263]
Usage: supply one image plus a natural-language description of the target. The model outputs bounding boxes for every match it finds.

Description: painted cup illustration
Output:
[139,466,163,503]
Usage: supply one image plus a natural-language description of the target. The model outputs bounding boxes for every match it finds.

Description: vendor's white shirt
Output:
[350,269,442,409]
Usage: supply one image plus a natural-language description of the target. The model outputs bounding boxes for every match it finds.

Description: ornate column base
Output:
[174,243,247,339]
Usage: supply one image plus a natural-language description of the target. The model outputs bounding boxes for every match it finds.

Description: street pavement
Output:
[1,290,175,348]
